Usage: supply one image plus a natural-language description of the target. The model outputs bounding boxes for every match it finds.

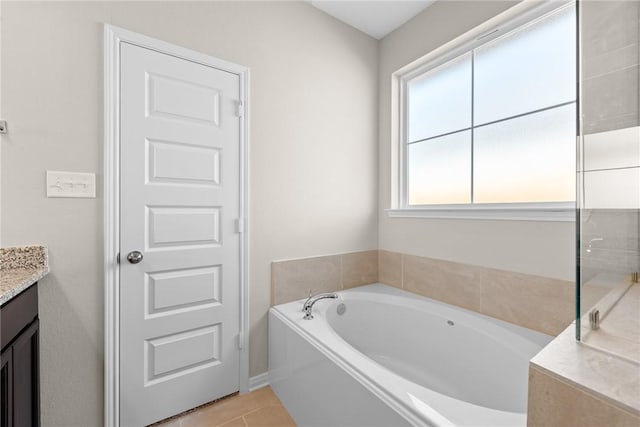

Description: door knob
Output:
[127,251,144,264]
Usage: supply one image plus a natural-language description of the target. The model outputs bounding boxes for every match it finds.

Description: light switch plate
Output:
[46,171,96,198]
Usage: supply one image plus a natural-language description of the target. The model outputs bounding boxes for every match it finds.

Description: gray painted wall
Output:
[378,0,576,282]
[1,2,378,425]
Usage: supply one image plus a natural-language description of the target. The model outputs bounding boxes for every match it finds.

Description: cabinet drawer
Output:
[1,284,38,351]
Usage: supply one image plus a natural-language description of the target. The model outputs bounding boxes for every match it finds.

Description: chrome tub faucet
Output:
[302,291,338,320]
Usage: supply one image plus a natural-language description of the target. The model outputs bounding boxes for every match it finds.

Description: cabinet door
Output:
[1,347,13,427]
[12,320,39,427]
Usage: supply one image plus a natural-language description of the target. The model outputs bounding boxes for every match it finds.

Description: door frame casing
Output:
[103,24,250,427]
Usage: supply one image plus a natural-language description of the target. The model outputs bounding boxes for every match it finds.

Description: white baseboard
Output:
[248,372,269,392]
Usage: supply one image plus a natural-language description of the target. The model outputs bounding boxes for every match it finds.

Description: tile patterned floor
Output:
[154,386,296,427]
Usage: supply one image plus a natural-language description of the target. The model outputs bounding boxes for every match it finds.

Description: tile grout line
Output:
[242,403,284,417]
[154,388,294,427]
[401,253,405,289]
[238,404,288,426]
[213,413,247,427]
[340,253,344,290]
[375,249,380,283]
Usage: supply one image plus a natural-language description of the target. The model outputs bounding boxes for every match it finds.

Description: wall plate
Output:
[46,171,96,198]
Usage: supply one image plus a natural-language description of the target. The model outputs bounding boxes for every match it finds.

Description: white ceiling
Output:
[309,1,435,40]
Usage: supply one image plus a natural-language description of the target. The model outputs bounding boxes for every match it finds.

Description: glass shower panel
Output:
[577,0,640,363]
[474,4,576,125]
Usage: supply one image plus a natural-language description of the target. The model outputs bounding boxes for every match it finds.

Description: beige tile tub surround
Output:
[378,250,402,288]
[528,365,640,427]
[403,254,483,313]
[529,321,640,427]
[478,268,575,336]
[378,250,575,336]
[271,250,378,305]
[272,249,580,336]
[341,250,378,289]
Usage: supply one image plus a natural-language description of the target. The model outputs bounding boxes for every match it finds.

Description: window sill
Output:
[386,204,576,222]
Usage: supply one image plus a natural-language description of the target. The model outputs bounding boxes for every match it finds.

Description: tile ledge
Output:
[531,323,640,415]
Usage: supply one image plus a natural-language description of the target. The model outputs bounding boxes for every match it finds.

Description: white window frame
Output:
[387,0,576,222]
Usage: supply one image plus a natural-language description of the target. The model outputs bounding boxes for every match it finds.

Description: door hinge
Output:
[236,218,245,234]
[237,331,244,350]
[236,101,244,118]
[116,253,120,264]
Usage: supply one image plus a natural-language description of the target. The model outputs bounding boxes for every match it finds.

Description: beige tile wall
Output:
[273,249,586,336]
[379,250,575,336]
[528,366,640,427]
[378,250,402,288]
[272,250,638,423]
[403,254,482,313]
[271,250,378,305]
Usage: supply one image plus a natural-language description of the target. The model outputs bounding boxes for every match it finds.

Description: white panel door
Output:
[119,42,241,426]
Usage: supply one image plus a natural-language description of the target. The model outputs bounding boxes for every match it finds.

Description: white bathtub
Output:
[269,283,552,427]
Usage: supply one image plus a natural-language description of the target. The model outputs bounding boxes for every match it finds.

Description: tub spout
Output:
[302,292,338,320]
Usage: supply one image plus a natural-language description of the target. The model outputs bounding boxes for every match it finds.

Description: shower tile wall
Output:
[528,4,640,423]
[580,0,640,300]
[581,0,639,134]
[581,210,639,281]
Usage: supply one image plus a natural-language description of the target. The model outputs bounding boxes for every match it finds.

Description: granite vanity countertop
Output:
[0,245,49,306]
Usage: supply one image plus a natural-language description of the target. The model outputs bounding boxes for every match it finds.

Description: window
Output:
[400,3,576,214]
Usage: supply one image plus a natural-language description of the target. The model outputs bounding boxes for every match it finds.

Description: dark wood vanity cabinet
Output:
[1,284,40,427]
